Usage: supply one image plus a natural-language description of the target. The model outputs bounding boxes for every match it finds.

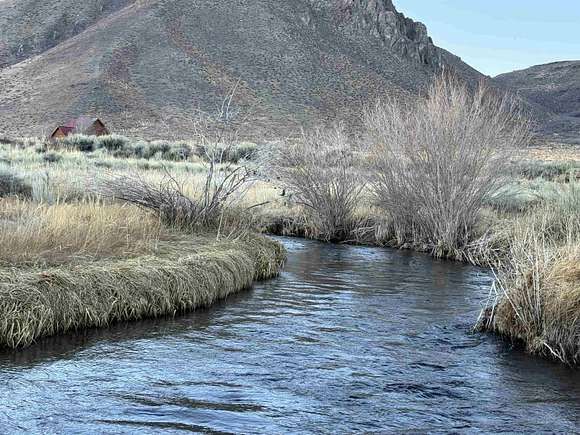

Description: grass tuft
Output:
[478,180,580,363]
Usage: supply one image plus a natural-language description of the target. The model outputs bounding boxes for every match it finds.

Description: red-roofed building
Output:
[50,116,109,140]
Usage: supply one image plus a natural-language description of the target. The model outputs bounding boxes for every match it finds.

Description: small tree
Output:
[263,125,366,241]
[366,73,532,257]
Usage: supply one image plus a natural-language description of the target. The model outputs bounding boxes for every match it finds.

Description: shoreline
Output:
[260,217,502,268]
[0,234,286,349]
[263,220,580,365]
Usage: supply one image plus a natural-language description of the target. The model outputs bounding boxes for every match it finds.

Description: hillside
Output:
[495,61,580,143]
[0,0,484,139]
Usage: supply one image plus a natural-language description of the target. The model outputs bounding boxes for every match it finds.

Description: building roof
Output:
[49,116,107,138]
[62,116,103,130]
[50,125,74,137]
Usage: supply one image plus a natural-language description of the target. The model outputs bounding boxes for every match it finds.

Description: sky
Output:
[395,0,580,77]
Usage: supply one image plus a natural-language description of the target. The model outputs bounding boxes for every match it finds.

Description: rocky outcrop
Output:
[337,0,443,68]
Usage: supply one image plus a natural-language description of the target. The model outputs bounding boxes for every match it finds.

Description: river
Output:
[1,238,580,433]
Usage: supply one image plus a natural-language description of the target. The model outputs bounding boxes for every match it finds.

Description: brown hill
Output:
[2,0,483,139]
[494,61,580,143]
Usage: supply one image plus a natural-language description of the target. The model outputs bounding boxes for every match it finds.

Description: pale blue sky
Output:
[396,0,579,77]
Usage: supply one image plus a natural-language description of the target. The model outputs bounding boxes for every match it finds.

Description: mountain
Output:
[0,0,490,139]
[494,61,580,143]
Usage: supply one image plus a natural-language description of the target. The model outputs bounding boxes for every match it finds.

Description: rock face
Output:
[336,0,443,68]
[495,61,580,143]
[0,0,482,139]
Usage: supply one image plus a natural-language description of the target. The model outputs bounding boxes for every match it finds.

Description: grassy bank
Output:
[0,199,284,347]
[477,181,580,363]
[0,206,285,348]
[0,144,285,348]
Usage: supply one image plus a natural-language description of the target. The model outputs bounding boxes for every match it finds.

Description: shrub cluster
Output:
[0,168,32,198]
[262,74,531,252]
[365,73,531,257]
[516,159,580,181]
[262,126,366,241]
[53,134,257,163]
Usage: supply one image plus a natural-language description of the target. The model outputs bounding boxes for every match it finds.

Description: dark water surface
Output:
[2,238,580,433]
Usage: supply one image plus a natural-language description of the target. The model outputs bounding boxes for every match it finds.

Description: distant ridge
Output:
[494,61,580,143]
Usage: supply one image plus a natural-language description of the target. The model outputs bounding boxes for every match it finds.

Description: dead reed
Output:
[478,180,580,363]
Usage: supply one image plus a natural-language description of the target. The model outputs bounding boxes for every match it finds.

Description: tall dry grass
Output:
[0,198,163,266]
[0,234,285,348]
[479,180,580,363]
[366,73,531,257]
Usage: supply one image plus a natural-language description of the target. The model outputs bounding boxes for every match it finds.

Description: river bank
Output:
[0,228,285,349]
[1,133,579,363]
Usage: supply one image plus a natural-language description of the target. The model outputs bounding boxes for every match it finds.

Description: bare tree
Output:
[366,73,532,256]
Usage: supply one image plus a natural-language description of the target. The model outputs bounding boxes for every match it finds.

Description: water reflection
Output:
[1,237,579,433]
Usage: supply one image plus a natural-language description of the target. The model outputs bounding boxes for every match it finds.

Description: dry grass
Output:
[0,198,164,266]
[479,180,580,363]
[0,233,285,348]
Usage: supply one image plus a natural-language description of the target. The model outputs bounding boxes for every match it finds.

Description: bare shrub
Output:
[262,125,366,241]
[100,87,255,235]
[98,167,249,230]
[366,73,532,257]
[99,161,251,233]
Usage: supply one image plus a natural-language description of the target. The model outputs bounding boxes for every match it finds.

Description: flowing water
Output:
[1,238,580,433]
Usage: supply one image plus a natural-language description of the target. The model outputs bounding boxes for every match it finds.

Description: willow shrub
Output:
[366,73,532,258]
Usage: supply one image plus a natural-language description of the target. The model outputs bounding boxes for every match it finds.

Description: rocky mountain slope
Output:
[495,61,580,143]
[0,0,488,139]
[0,0,135,69]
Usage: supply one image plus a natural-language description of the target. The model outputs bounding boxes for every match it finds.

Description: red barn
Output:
[50,116,109,140]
